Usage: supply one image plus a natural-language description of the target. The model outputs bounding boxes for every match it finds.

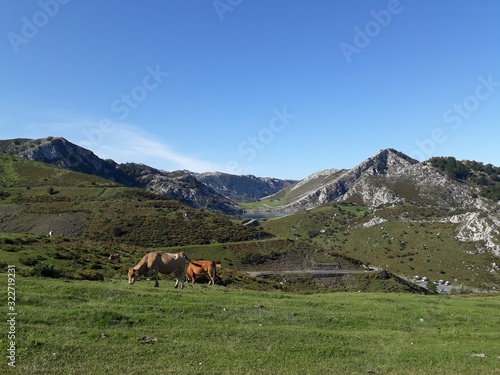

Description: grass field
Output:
[1,153,500,373]
[2,276,499,375]
[262,204,500,290]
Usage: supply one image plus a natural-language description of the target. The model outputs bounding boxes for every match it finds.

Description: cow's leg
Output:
[154,275,159,288]
[175,270,184,289]
[153,267,160,288]
[174,278,184,288]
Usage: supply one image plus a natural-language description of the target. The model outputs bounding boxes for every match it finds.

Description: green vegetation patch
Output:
[3,277,499,375]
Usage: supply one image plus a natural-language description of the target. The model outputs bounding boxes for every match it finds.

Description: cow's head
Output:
[128,268,139,284]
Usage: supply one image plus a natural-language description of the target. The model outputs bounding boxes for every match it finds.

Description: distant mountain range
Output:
[1,136,499,258]
[265,148,500,212]
[1,137,499,213]
[0,137,295,214]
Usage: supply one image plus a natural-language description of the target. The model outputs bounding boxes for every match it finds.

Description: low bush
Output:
[77,269,104,281]
[22,264,66,278]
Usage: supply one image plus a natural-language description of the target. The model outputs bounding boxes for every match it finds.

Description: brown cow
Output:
[128,251,189,288]
[185,260,217,285]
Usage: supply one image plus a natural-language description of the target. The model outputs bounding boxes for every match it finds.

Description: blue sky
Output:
[1,0,499,179]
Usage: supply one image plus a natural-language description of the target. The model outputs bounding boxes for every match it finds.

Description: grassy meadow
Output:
[1,153,500,374]
[2,276,499,375]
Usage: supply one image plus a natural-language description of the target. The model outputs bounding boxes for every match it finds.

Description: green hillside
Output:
[0,155,269,246]
[262,203,499,290]
[0,154,115,188]
[0,156,426,292]
[1,155,498,292]
[0,156,283,288]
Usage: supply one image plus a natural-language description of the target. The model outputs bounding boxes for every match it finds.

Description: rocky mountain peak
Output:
[12,136,138,186]
[351,148,419,178]
[266,148,492,214]
[18,136,101,167]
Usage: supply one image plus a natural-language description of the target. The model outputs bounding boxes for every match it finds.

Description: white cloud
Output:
[18,116,222,173]
[82,124,222,172]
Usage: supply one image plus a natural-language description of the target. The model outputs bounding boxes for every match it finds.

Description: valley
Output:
[1,137,500,375]
[0,137,499,293]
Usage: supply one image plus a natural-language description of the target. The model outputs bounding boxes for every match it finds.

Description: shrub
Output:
[112,227,126,237]
[90,262,103,270]
[241,253,268,265]
[0,191,11,199]
[427,281,437,293]
[52,251,76,260]
[77,269,104,281]
[20,257,39,267]
[26,264,65,278]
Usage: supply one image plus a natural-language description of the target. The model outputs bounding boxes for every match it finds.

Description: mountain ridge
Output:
[266,148,420,212]
[2,137,499,213]
[195,171,296,202]
[265,148,499,211]
[0,137,294,214]
[250,148,500,258]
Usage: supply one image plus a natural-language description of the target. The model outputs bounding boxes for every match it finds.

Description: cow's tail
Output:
[183,253,203,268]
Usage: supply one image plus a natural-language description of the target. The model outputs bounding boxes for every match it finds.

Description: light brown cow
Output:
[108,253,120,261]
[185,260,218,285]
[128,251,189,288]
